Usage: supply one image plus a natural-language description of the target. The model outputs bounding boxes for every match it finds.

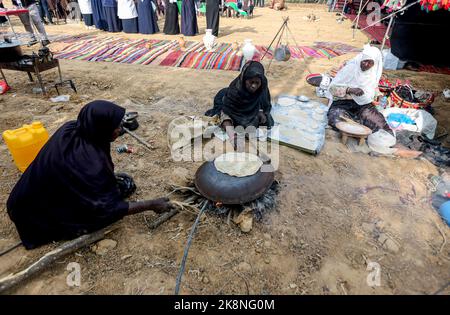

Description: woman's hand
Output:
[347,88,365,96]
[150,197,174,214]
[128,198,174,215]
[258,111,267,125]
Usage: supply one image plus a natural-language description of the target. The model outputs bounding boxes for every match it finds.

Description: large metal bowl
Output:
[195,161,275,205]
[0,40,23,63]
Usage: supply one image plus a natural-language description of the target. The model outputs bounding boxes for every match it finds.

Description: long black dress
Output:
[103,0,122,32]
[137,0,159,34]
[92,0,108,30]
[206,0,220,37]
[0,3,7,24]
[7,101,129,249]
[181,0,198,36]
[163,0,180,34]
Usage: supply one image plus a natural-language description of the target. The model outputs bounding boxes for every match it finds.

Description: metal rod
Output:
[261,17,288,61]
[360,0,420,32]
[285,23,313,74]
[381,14,394,50]
[123,127,155,151]
[352,0,364,39]
[174,200,208,295]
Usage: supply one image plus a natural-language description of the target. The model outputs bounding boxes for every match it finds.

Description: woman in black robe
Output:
[137,0,159,34]
[91,0,108,30]
[163,0,180,34]
[181,0,198,36]
[0,2,8,24]
[205,61,274,149]
[206,0,220,37]
[103,0,122,32]
[7,101,173,250]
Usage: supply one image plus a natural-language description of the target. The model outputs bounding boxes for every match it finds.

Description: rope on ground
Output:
[174,200,209,295]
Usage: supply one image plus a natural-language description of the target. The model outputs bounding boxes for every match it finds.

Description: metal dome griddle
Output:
[194,161,275,205]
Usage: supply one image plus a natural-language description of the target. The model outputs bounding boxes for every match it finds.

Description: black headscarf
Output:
[206,61,274,128]
[7,100,128,249]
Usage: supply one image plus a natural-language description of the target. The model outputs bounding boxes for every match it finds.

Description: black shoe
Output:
[41,39,50,46]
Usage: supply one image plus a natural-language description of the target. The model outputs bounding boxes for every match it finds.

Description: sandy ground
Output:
[0,4,449,295]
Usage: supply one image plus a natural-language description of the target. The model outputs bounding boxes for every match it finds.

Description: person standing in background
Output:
[91,0,108,30]
[163,0,179,34]
[1,1,8,25]
[206,0,219,36]
[103,0,122,32]
[255,0,263,7]
[137,0,159,34]
[38,0,53,24]
[181,0,198,36]
[78,0,95,29]
[12,0,50,46]
[118,0,138,33]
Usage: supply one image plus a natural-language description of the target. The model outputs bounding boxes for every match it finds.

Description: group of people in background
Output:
[77,0,221,36]
[1,0,277,41]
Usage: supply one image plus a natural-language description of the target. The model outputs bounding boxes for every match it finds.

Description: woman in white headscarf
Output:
[327,44,392,134]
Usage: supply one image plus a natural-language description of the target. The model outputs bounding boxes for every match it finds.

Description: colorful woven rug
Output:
[52,35,360,71]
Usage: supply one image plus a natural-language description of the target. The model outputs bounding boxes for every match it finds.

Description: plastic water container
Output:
[2,122,49,172]
[439,200,450,227]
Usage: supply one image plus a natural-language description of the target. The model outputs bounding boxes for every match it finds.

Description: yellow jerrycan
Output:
[2,122,49,172]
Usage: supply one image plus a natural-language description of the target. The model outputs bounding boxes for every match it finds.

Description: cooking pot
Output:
[0,40,23,63]
[195,160,275,205]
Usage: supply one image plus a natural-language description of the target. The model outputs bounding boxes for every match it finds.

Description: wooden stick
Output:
[123,127,155,151]
[0,227,116,293]
[0,241,22,257]
[148,208,180,230]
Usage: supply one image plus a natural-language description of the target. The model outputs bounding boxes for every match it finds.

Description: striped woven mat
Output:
[51,35,359,71]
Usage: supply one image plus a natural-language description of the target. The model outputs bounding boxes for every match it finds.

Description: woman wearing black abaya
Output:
[205,61,274,149]
[0,2,8,25]
[181,0,198,36]
[92,0,108,30]
[206,0,220,37]
[163,0,180,34]
[103,0,122,32]
[7,101,173,250]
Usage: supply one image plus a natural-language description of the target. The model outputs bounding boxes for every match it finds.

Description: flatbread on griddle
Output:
[214,152,263,177]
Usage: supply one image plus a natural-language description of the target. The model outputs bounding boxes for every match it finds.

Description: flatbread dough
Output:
[214,152,263,177]
[288,108,309,118]
[277,97,297,107]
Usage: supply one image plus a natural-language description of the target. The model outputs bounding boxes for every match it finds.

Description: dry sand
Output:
[0,4,449,295]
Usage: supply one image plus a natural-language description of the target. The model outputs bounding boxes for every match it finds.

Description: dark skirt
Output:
[206,0,220,37]
[137,0,159,34]
[122,18,139,33]
[0,3,7,24]
[83,14,94,27]
[327,99,392,134]
[104,6,122,32]
[181,0,198,36]
[91,0,108,30]
[163,0,180,35]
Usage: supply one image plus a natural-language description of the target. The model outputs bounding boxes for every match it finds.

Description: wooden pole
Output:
[352,0,365,39]
[380,14,394,51]
[0,227,116,293]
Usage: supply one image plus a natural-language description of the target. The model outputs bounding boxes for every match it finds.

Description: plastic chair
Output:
[225,2,249,17]
[198,3,207,15]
